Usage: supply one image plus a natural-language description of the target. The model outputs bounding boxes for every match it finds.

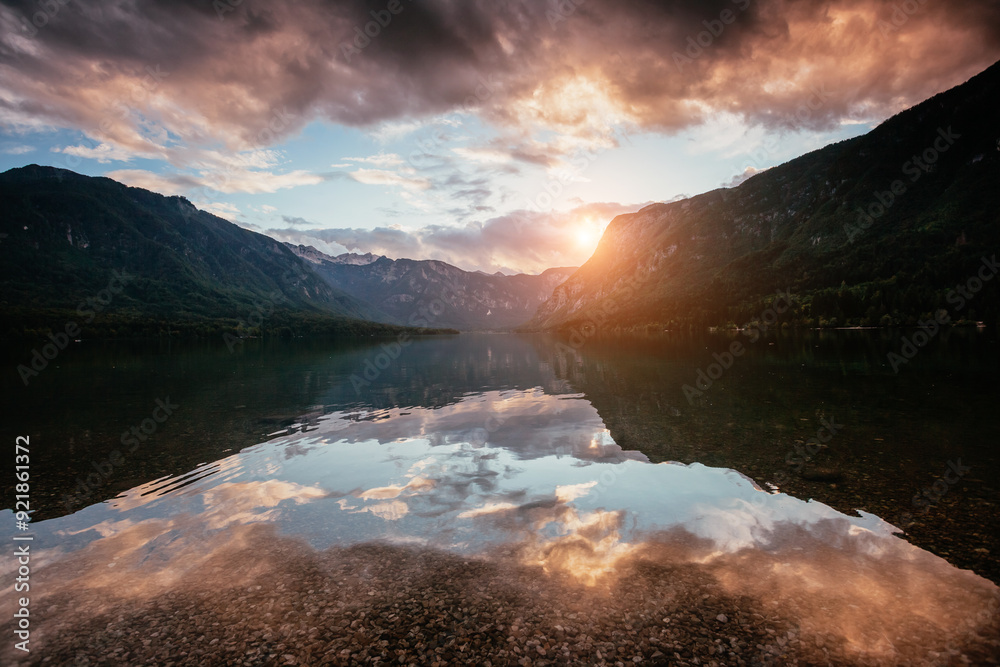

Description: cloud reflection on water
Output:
[3,387,998,665]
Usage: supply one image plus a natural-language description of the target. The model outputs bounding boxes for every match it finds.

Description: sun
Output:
[574,218,601,249]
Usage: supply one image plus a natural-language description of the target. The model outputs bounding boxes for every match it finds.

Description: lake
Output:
[2,330,999,664]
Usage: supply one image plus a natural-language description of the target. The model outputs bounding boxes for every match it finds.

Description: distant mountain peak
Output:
[284,244,385,267]
[332,252,383,266]
[294,249,578,331]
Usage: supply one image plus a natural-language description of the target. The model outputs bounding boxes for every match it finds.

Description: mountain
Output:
[288,244,576,330]
[0,166,442,339]
[531,61,1000,332]
[326,252,383,266]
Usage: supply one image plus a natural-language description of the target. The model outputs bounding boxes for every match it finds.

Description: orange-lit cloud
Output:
[266,200,643,274]
[1,0,996,159]
[2,0,998,274]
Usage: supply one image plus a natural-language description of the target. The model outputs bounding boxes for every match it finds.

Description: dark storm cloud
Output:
[2,0,998,154]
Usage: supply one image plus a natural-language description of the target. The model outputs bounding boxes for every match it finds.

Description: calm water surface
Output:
[2,331,998,663]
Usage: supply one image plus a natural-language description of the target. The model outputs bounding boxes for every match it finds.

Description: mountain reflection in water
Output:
[4,388,998,665]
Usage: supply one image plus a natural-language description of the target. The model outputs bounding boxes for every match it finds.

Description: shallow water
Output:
[2,331,999,664]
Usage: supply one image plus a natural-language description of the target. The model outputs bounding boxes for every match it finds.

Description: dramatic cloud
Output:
[2,0,998,272]
[265,201,644,274]
[2,0,997,162]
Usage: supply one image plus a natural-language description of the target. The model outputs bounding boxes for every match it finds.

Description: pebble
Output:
[3,526,997,666]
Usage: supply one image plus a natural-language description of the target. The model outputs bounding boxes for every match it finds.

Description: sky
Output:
[0,0,998,274]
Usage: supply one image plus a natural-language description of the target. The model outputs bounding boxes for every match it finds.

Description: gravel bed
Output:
[3,524,998,666]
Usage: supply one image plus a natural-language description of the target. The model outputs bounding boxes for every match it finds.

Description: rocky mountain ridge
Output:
[532,60,1000,331]
[286,243,576,331]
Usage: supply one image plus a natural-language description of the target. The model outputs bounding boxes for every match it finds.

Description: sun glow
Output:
[575,217,601,249]
[508,74,633,152]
